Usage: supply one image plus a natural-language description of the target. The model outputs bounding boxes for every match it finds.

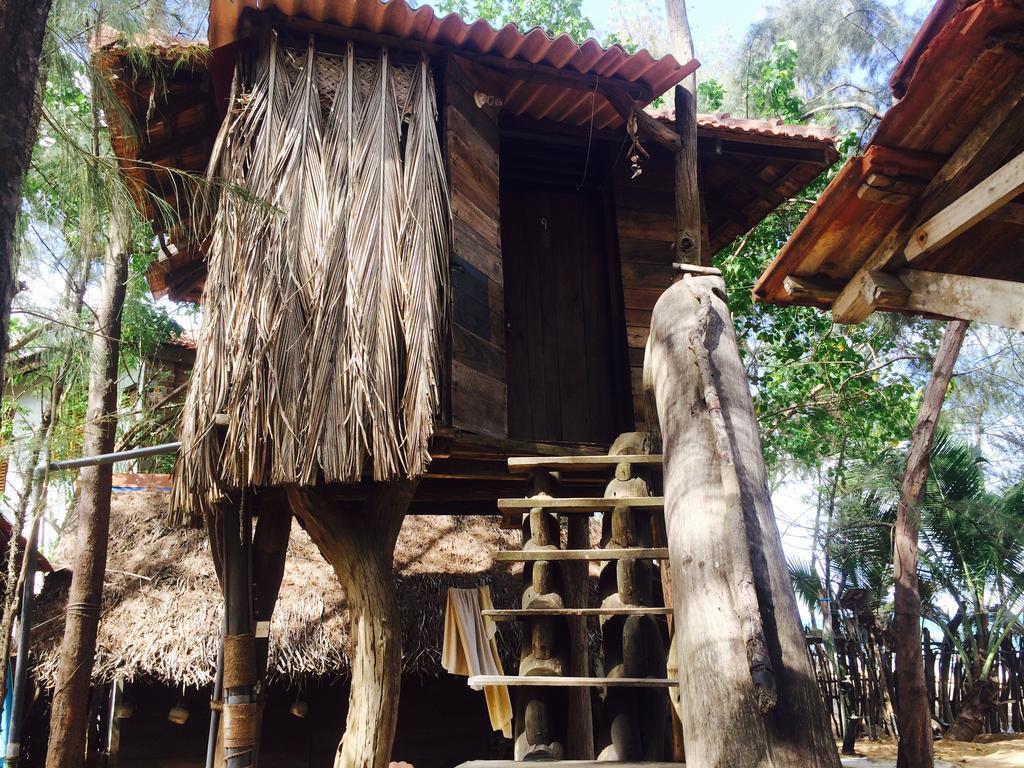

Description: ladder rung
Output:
[482,607,672,620]
[498,497,664,512]
[468,675,677,688]
[508,454,662,473]
[458,762,683,768]
[494,548,668,562]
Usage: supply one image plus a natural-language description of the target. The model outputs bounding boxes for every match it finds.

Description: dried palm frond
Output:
[172,37,449,524]
[399,56,450,476]
[349,47,406,481]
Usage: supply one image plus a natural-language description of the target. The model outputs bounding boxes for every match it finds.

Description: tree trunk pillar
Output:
[286,481,414,768]
[647,272,841,768]
[894,319,967,766]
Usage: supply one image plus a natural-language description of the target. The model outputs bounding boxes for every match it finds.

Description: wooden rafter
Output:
[904,151,1024,260]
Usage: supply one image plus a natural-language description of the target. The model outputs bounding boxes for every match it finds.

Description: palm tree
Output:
[792,432,1024,743]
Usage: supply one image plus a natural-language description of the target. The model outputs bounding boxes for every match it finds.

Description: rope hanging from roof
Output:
[170,33,450,526]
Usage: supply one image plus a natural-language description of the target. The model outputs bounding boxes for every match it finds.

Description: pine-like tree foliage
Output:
[171,36,450,524]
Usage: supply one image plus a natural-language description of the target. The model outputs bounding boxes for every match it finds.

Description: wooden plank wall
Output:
[445,55,507,438]
[613,147,680,430]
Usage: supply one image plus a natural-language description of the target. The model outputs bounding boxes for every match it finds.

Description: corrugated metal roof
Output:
[754,0,1024,311]
[648,107,837,146]
[209,0,697,130]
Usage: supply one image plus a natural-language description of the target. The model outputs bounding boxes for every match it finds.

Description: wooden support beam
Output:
[498,497,664,511]
[831,77,1024,320]
[832,270,911,325]
[482,607,672,619]
[905,151,1024,260]
[718,154,787,208]
[470,676,678,688]
[896,269,1024,332]
[508,454,662,472]
[783,275,842,303]
[673,85,704,265]
[495,548,668,562]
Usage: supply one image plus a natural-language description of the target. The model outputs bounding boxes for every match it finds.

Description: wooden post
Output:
[597,435,668,761]
[515,470,567,761]
[222,497,256,768]
[647,273,841,767]
[564,514,594,760]
[673,85,705,266]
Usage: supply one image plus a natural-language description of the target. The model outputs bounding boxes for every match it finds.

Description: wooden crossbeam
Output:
[508,454,662,472]
[498,497,663,511]
[493,547,668,562]
[832,77,1024,324]
[467,675,678,688]
[458,761,684,768]
[905,151,1024,261]
[895,269,1024,331]
[482,607,672,620]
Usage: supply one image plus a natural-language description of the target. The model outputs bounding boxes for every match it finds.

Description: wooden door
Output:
[502,184,624,444]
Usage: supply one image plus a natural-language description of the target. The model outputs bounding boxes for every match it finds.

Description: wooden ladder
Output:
[460,433,680,766]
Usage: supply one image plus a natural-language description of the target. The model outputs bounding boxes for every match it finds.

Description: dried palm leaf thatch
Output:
[171,35,449,525]
[400,56,450,476]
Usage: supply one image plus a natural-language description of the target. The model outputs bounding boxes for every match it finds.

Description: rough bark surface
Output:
[945,678,998,742]
[894,319,968,768]
[648,274,840,768]
[0,0,53,405]
[45,222,130,768]
[287,481,415,768]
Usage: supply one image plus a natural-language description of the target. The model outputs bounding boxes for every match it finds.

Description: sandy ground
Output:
[839,735,1024,766]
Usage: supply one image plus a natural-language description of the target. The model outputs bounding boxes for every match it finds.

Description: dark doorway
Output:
[501,182,625,444]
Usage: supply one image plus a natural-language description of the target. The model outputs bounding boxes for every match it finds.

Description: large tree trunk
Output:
[45,214,130,768]
[0,0,54,403]
[894,319,968,768]
[287,481,415,768]
[647,273,840,768]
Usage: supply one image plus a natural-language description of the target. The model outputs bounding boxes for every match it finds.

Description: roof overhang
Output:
[755,0,1024,331]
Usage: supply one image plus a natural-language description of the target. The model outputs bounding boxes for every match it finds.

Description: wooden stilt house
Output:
[90,2,842,766]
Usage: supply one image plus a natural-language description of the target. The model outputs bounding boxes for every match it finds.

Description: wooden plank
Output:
[905,151,1024,261]
[482,607,673,619]
[452,325,505,381]
[509,454,662,472]
[896,269,1024,331]
[498,497,663,511]
[832,270,911,325]
[783,275,842,303]
[458,761,683,768]
[451,361,507,438]
[493,547,669,561]
[468,675,678,688]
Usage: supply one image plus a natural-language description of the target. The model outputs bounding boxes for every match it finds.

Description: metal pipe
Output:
[5,480,43,768]
[4,440,181,767]
[205,634,225,768]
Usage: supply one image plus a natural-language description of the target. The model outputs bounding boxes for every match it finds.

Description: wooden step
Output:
[508,454,662,473]
[468,675,677,688]
[458,762,683,768]
[482,607,672,620]
[498,496,664,512]
[493,548,668,562]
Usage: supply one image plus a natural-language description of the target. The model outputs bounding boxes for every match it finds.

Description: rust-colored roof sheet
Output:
[755,0,1024,311]
[652,107,837,147]
[209,0,697,129]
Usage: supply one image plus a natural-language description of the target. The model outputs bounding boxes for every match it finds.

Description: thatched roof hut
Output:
[32,489,522,688]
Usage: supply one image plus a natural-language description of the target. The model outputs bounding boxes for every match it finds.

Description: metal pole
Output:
[205,633,225,768]
[4,440,182,767]
[224,498,254,768]
[4,478,43,768]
